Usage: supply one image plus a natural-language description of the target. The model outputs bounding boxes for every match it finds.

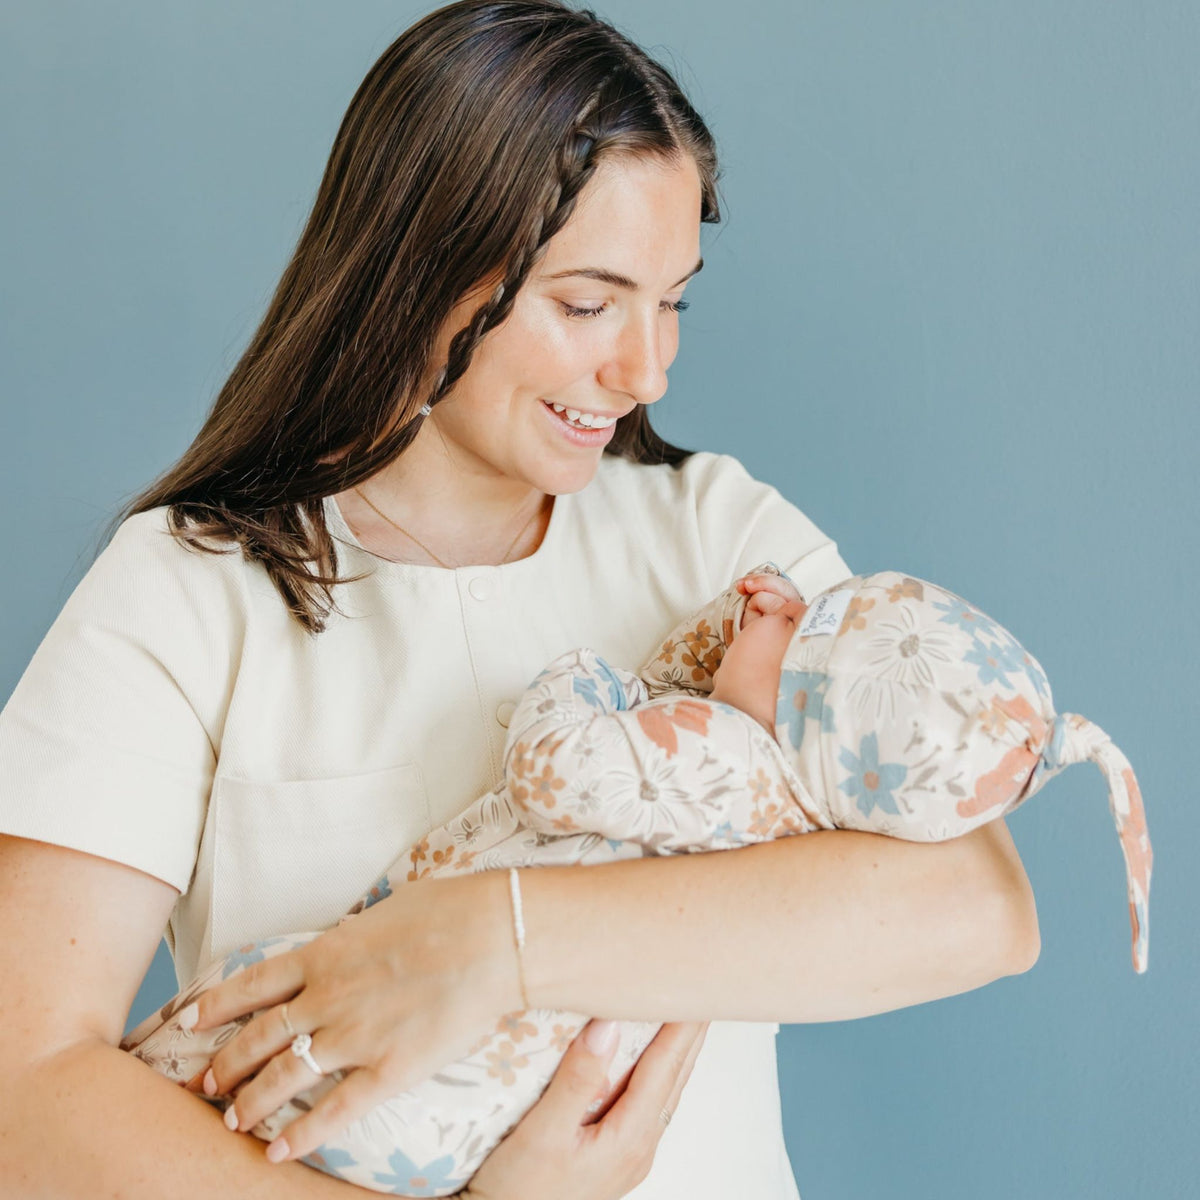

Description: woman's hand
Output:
[182,870,519,1162]
[463,1018,710,1200]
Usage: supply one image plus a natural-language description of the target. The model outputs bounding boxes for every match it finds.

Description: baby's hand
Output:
[735,571,807,629]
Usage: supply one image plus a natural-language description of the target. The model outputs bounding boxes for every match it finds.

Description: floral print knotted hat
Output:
[775,570,1152,973]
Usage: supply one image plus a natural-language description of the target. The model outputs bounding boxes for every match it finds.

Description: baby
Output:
[122,562,1152,1197]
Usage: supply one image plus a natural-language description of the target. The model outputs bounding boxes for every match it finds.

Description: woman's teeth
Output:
[546,401,617,429]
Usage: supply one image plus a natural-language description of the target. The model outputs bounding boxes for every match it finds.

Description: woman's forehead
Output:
[539,157,703,285]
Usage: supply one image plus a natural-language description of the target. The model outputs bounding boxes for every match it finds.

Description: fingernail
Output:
[203,1069,217,1097]
[223,1104,239,1131]
[585,1019,618,1055]
[266,1137,290,1163]
[177,1003,199,1032]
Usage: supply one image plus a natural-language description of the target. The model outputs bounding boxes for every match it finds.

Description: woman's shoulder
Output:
[66,505,250,639]
[592,448,814,524]
[591,449,851,597]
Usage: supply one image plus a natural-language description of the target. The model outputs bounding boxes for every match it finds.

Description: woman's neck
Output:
[333,464,552,568]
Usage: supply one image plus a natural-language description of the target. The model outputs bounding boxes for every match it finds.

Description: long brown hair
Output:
[106,0,723,634]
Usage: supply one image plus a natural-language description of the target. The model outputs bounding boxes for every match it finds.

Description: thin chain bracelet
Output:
[508,867,531,1010]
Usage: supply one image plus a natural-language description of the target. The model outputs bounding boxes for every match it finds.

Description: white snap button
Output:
[496,700,516,728]
[468,576,491,601]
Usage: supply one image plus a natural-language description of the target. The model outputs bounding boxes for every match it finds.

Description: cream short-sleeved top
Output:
[0,449,851,1200]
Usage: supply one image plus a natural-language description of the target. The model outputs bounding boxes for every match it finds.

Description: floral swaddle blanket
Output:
[121,562,1152,1196]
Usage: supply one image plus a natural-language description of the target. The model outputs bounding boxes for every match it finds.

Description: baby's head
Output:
[710,562,1152,975]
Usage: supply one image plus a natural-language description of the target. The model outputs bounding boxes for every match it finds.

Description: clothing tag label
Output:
[798,587,855,638]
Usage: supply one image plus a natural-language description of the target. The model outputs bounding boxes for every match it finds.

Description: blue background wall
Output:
[2,3,1195,1197]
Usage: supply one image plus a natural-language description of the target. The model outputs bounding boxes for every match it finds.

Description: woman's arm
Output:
[182,798,1037,1160]
[0,833,375,1198]
[511,815,1040,1023]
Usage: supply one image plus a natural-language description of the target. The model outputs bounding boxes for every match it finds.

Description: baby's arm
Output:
[502,649,771,854]
[638,561,804,697]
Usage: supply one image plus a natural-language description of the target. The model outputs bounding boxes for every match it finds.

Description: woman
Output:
[0,2,1039,1197]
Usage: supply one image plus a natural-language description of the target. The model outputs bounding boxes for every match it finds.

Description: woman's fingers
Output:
[185,950,307,1032]
[201,1001,297,1096]
[655,1021,709,1119]
[223,1028,355,1141]
[258,1064,406,1164]
[597,1020,707,1146]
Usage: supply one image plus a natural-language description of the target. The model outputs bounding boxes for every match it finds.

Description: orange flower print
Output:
[887,577,925,604]
[456,849,478,872]
[511,751,566,812]
[549,811,580,833]
[748,801,784,838]
[977,696,1013,738]
[839,595,875,635]
[958,743,1038,819]
[635,699,714,757]
[497,1012,539,1042]
[656,636,681,665]
[747,801,806,838]
[748,767,772,803]
[680,619,723,683]
[528,759,566,809]
[507,741,537,782]
[550,1022,577,1053]
[1119,766,1153,893]
[485,1040,531,1088]
[409,836,430,866]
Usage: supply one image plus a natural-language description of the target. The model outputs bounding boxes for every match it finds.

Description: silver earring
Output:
[419,402,432,416]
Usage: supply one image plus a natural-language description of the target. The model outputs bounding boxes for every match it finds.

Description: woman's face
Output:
[419,152,704,496]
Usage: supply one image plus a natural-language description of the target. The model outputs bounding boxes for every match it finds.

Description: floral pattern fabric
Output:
[120,561,1151,1197]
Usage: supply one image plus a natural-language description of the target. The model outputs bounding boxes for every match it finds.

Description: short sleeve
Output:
[687,452,854,601]
[0,509,246,893]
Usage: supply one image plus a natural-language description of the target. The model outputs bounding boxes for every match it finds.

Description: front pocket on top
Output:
[209,762,431,962]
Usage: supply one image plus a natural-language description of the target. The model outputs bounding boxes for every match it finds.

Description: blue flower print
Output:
[220,936,289,980]
[1022,651,1050,701]
[712,819,747,847]
[776,670,836,751]
[372,1146,464,1196]
[574,656,627,711]
[837,732,908,817]
[932,597,1002,641]
[963,636,1021,689]
[360,874,393,910]
[303,1145,360,1175]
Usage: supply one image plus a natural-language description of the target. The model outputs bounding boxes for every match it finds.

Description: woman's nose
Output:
[599,314,670,407]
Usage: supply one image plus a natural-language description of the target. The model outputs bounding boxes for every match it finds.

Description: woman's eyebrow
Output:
[540,257,704,291]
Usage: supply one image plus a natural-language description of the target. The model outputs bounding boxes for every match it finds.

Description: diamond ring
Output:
[290,1032,325,1076]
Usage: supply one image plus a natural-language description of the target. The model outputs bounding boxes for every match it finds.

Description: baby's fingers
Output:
[736,572,802,602]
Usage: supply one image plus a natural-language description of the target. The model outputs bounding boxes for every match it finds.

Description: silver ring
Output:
[290,1032,325,1077]
[658,1107,672,1127]
[279,1003,296,1039]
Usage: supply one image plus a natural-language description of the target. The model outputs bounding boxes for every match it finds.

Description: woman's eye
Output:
[558,299,691,320]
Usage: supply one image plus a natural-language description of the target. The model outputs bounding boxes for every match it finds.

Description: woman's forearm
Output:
[507,817,1039,1024]
[0,1036,366,1198]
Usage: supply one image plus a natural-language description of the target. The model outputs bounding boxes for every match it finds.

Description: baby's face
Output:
[709,597,806,738]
